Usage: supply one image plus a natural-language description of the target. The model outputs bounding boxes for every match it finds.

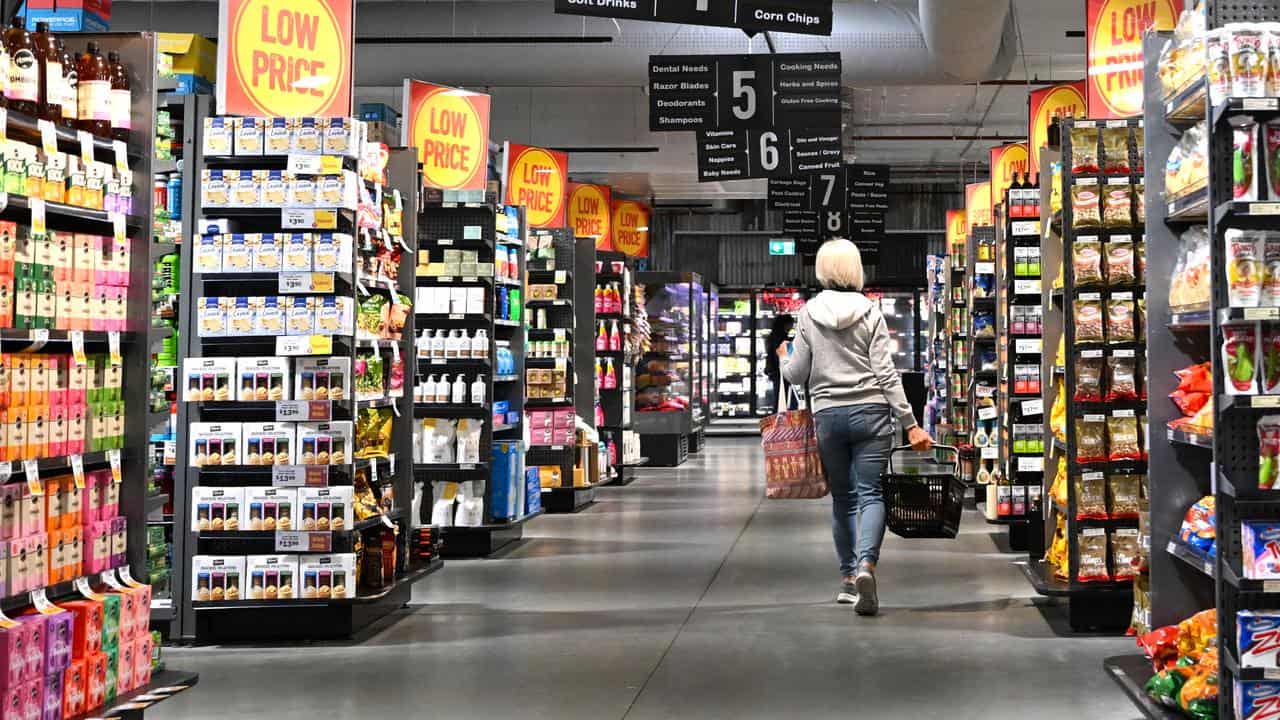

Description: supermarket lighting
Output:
[637,226,649,231]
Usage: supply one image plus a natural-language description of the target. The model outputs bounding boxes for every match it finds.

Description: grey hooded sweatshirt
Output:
[780,290,917,429]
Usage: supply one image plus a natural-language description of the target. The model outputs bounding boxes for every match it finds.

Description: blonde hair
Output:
[815,238,864,291]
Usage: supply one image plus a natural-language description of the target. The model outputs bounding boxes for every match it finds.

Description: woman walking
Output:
[779,239,932,615]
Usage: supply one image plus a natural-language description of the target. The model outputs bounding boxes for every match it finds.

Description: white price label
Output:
[1014,339,1042,354]
[30,589,58,615]
[119,566,142,587]
[286,154,329,174]
[1083,414,1105,422]
[1113,409,1135,418]
[283,208,317,229]
[370,457,379,486]
[100,571,125,590]
[1021,399,1044,417]
[23,459,40,495]
[69,330,87,366]
[1075,177,1098,186]
[978,406,998,421]
[30,197,45,236]
[275,531,332,553]
[555,270,567,284]
[1018,456,1044,472]
[113,140,128,172]
[1110,234,1133,243]
[1114,348,1136,358]
[1266,668,1280,681]
[1254,396,1280,408]
[275,400,331,421]
[1078,292,1101,300]
[1083,471,1105,481]
[980,446,998,459]
[1081,349,1103,358]
[1264,580,1280,593]
[975,262,995,275]
[111,213,126,243]
[1011,221,1040,237]
[38,119,57,156]
[1246,307,1280,320]
[78,131,94,165]
[108,331,122,366]
[1251,203,1280,216]
[70,454,85,489]
[107,449,122,483]
[276,335,333,356]
[1244,98,1280,111]
[73,577,101,600]
[1112,291,1133,300]
[1014,279,1041,295]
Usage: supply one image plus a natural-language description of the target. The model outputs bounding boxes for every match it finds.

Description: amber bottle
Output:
[107,51,130,142]
[5,17,38,116]
[58,40,76,129]
[76,41,110,139]
[33,22,60,122]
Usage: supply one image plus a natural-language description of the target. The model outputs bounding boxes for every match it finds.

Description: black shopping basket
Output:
[882,444,963,539]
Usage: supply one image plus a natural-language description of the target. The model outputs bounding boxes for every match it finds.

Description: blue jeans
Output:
[813,404,893,576]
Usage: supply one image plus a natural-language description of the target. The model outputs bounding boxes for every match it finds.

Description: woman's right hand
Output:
[908,426,933,452]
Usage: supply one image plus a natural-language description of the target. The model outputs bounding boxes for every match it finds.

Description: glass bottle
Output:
[107,50,130,142]
[76,41,110,138]
[58,39,75,128]
[5,16,38,116]
[32,22,59,122]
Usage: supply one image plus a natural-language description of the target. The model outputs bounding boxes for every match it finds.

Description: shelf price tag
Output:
[100,571,125,591]
[282,208,317,229]
[369,457,379,486]
[272,465,329,487]
[1010,221,1040,237]
[279,272,335,294]
[1014,339,1042,354]
[108,332,122,366]
[77,131,95,165]
[974,262,995,275]
[1254,396,1280,409]
[1014,279,1041,295]
[69,330,87,366]
[276,335,333,356]
[1020,399,1043,417]
[286,154,341,175]
[980,446,998,459]
[30,197,45,236]
[275,531,332,553]
[113,140,128,172]
[1245,307,1280,320]
[111,213,126,244]
[107,449,122,483]
[1264,580,1280,593]
[30,588,59,615]
[73,577,102,600]
[978,406,998,421]
[1250,203,1280,216]
[38,119,57,156]
[275,400,331,422]
[1017,456,1044,472]
[23,459,40,495]
[70,454,85,490]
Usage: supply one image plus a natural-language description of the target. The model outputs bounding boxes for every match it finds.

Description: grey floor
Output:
[155,437,1139,719]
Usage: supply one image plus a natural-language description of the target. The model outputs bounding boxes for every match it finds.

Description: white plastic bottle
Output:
[451,374,467,404]
[471,374,486,406]
[416,331,431,359]
[431,329,447,359]
[436,374,450,404]
[445,330,461,359]
[472,329,488,359]
[458,329,473,359]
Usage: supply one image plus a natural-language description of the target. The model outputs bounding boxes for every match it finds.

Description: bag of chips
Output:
[1108,414,1142,461]
[1134,183,1146,225]
[355,407,394,459]
[1109,473,1142,519]
[1078,528,1111,582]
[1071,184,1103,228]
[1102,125,1132,175]
[1138,625,1183,671]
[1105,240,1136,286]
[1107,297,1137,343]
[1074,355,1105,402]
[1070,125,1101,174]
[1077,415,1108,464]
[1177,668,1218,720]
[1102,183,1132,227]
[1111,528,1142,580]
[1073,237,1105,286]
[1106,355,1138,402]
[1075,473,1108,519]
[1145,665,1194,708]
[1075,297,1105,344]
[1223,321,1260,395]
[1178,609,1218,658]
[1263,326,1280,394]
[1258,415,1280,490]
[1177,496,1217,560]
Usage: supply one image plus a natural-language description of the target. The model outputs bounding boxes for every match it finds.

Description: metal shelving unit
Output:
[596,250,638,487]
[968,225,998,491]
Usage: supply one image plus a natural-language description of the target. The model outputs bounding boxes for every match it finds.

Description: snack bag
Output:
[1260,416,1280,490]
[1227,229,1263,307]
[1107,297,1137,343]
[1107,415,1142,461]
[1242,520,1280,579]
[1223,321,1261,395]
[1177,667,1218,720]
[355,407,393,459]
[1264,327,1280,394]
[1070,125,1100,174]
[1074,355,1105,403]
[1109,473,1141,519]
[1239,610,1280,669]
[1073,237,1105,286]
[1077,528,1110,582]
[1134,183,1146,226]
[1076,415,1107,464]
[1110,528,1141,580]
[1106,355,1138,402]
[1230,25,1268,97]
[1137,625,1182,671]
[1178,608,1218,658]
[1071,184,1102,229]
[1105,240,1136,286]
[1102,183,1132,227]
[1075,297,1105,344]
[1177,496,1217,560]
[1102,126,1132,175]
[1075,472,1108,520]
[1207,27,1232,105]
[1234,117,1261,201]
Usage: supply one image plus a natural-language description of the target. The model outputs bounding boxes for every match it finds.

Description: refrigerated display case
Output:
[864,289,924,371]
[755,288,806,415]
[713,290,754,419]
[635,273,703,466]
[691,285,715,451]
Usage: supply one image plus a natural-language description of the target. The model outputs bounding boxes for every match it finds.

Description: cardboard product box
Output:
[242,422,295,467]
[189,422,241,467]
[312,233,353,273]
[299,554,357,600]
[256,295,286,337]
[221,233,252,273]
[191,555,244,603]
[524,468,543,516]
[292,118,323,156]
[297,486,353,531]
[103,643,116,702]
[19,678,39,720]
[296,421,352,466]
[244,554,298,600]
[0,621,25,689]
[84,651,105,710]
[295,357,350,401]
[182,357,235,403]
[190,487,243,532]
[323,118,361,157]
[38,610,71,676]
[287,176,317,209]
[264,118,291,155]
[60,600,102,660]
[115,633,134,694]
[284,295,313,336]
[282,234,313,273]
[197,296,226,337]
[18,615,45,682]
[193,234,222,274]
[42,668,62,717]
[252,231,282,273]
[234,117,265,157]
[159,33,216,95]
[235,357,290,402]
[132,633,152,688]
[61,659,85,717]
[243,487,296,531]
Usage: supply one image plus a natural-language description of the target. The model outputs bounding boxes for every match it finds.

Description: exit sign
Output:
[769,239,795,256]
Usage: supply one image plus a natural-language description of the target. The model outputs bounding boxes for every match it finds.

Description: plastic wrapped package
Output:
[1258,415,1280,490]
[1074,355,1105,403]
[1077,528,1111,582]
[1177,496,1216,560]
[1070,125,1100,174]
[1073,237,1105,286]
[1102,126,1132,175]
[1168,226,1211,310]
[1076,415,1108,464]
[1227,229,1264,307]
[1105,239,1136,286]
[1263,326,1280,393]
[1223,321,1260,395]
[1111,529,1142,580]
[1108,415,1142,461]
[1107,297,1137,343]
[1106,355,1138,402]
[1234,116,1261,201]
[1109,473,1142,519]
[1075,472,1108,519]
[1071,184,1103,229]
[1075,297,1105,344]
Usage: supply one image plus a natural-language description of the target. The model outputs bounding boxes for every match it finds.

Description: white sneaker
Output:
[837,581,857,604]
[854,566,878,616]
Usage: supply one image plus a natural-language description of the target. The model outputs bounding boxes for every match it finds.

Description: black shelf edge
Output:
[1164,186,1209,222]
[1213,96,1280,127]
[413,404,489,418]
[1166,425,1213,449]
[1163,80,1207,126]
[1103,656,1182,720]
[441,508,545,533]
[1165,540,1214,579]
[192,558,443,609]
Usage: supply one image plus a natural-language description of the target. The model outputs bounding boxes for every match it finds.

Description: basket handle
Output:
[887,443,959,475]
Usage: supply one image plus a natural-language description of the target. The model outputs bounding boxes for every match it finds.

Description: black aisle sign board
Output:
[783,210,818,236]
[847,163,890,237]
[767,177,810,210]
[770,164,888,241]
[649,52,841,132]
[554,0,833,36]
[696,128,840,181]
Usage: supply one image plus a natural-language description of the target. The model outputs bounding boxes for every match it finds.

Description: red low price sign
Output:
[403,80,491,192]
[568,183,612,249]
[1086,0,1181,118]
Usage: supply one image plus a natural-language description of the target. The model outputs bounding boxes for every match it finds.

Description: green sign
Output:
[769,239,795,256]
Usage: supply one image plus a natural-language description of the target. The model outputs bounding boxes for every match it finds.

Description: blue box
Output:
[524,467,542,516]
[489,442,521,520]
[19,1,109,32]
[507,411,520,427]
[494,400,510,416]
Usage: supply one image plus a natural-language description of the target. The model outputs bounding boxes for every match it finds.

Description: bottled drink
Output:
[107,51,130,142]
[5,17,38,116]
[76,41,110,138]
[58,39,75,128]
[32,22,59,122]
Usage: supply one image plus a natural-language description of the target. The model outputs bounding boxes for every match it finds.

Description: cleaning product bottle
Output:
[435,374,450,404]
[604,358,616,389]
[596,321,607,351]
[976,461,992,485]
[472,328,488,359]
[471,374,486,406]
[594,358,603,389]
[451,374,467,404]
[430,328,446,359]
[609,320,621,351]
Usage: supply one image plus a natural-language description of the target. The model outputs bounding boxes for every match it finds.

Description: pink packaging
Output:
[99,479,118,521]
[7,538,25,596]
[79,484,98,527]
[115,641,133,694]
[19,489,43,537]
[1,487,18,539]
[18,616,45,682]
[0,623,26,689]
[20,679,39,720]
[40,672,60,720]
[527,411,551,429]
[81,525,103,575]
[26,535,46,591]
[129,586,150,633]
[132,634,151,688]
[108,518,125,569]
[93,238,109,288]
[2,685,19,718]
[41,613,71,676]
[116,590,135,643]
[556,410,575,429]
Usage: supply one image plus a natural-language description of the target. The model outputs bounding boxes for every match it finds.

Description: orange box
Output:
[0,276,13,328]
[62,659,85,717]
[28,357,47,399]
[84,651,105,709]
[72,236,95,285]
[26,405,47,459]
[6,408,26,463]
[0,221,17,278]
[9,356,28,408]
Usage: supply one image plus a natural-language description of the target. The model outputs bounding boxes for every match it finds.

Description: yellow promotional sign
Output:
[612,200,650,258]
[1028,81,1087,176]
[217,0,355,117]
[504,143,569,228]
[965,182,992,232]
[990,143,1029,217]
[568,183,613,249]
[1086,0,1181,118]
[403,80,491,192]
[946,209,967,255]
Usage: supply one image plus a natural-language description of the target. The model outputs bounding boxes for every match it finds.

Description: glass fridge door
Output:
[690,280,704,425]
[866,289,920,371]
[714,291,754,418]
[754,287,805,415]
[636,280,694,419]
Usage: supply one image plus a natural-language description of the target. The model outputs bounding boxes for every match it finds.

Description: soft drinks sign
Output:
[403,80,491,192]
[217,0,355,117]
[504,143,569,228]
[1086,0,1181,118]
[568,183,613,249]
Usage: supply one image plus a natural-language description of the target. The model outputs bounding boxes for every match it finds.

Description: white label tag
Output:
[111,213,126,243]
[1078,292,1101,300]
[286,154,324,174]
[1011,221,1040,237]
[555,270,567,284]
[30,589,58,615]
[1083,471,1104,481]
[119,566,142,587]
[23,459,40,495]
[272,465,329,487]
[1112,291,1133,300]
[1245,307,1280,320]
[1081,349,1103,358]
[107,449,122,483]
[1114,348,1135,358]
[69,330,87,366]
[74,577,102,600]
[1083,414,1105,422]
[100,571,125,590]
[78,131,94,165]
[70,454,85,489]
[1264,580,1280,593]
[1014,279,1041,295]
[108,331,122,365]
[1244,98,1280,111]
[1113,409,1136,418]
[370,457,379,486]
[980,446,998,459]
[1110,234,1133,243]
[1075,177,1098,186]
[275,531,332,553]
[1014,339,1042,354]
[1021,399,1043,416]
[38,119,57,156]
[113,140,128,172]
[1254,396,1280,408]
[975,262,995,275]
[978,406,998,420]
[1250,203,1280,216]
[1018,456,1044,472]
[30,197,45,236]
[283,208,316,229]
[1266,668,1280,681]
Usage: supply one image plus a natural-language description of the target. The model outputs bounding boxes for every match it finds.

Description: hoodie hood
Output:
[807,290,876,330]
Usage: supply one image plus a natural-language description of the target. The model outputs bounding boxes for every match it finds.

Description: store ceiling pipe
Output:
[918,0,1016,83]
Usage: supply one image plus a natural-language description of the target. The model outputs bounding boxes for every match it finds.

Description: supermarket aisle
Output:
[155,438,1133,719]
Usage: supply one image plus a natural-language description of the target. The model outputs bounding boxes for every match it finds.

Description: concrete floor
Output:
[155,437,1139,719]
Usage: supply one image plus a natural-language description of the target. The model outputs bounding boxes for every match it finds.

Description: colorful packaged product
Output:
[1243,520,1280,579]
[1240,610,1280,669]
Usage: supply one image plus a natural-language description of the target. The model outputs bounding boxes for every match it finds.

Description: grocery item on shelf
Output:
[1165,122,1209,200]
[1168,226,1211,310]
[1177,496,1217,562]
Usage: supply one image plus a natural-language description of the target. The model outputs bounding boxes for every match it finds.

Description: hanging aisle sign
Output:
[648,52,841,132]
[568,183,613,249]
[946,209,967,253]
[217,0,355,117]
[1085,0,1181,118]
[554,0,833,36]
[612,200,650,258]
[1028,81,1086,176]
[503,143,569,229]
[966,182,992,230]
[989,143,1028,217]
[402,80,491,192]
[696,128,840,181]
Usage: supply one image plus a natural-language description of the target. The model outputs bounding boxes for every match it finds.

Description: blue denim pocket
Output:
[847,405,892,441]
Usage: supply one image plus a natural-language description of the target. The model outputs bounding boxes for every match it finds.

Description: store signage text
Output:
[568,183,613,249]
[403,80,491,191]
[966,182,992,231]
[1028,81,1085,175]
[1086,0,1181,118]
[217,0,355,117]
[553,0,833,36]
[504,143,569,228]
[612,200,650,258]
[696,127,840,181]
[648,52,841,131]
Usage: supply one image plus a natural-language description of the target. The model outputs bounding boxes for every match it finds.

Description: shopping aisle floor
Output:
[156,437,1136,719]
